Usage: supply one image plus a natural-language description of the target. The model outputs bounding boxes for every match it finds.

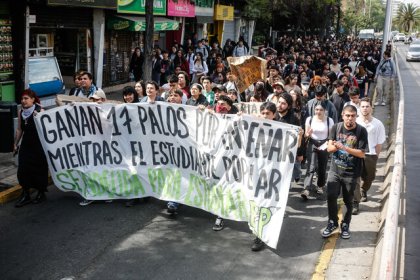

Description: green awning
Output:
[107,16,179,31]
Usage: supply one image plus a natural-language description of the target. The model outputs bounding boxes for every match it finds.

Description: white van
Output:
[358,29,375,40]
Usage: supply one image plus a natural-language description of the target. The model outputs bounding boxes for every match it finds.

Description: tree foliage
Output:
[238,0,387,40]
[341,0,385,35]
[393,3,420,33]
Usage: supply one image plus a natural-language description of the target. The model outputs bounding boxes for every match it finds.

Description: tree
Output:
[341,0,385,36]
[394,3,420,33]
[142,0,154,81]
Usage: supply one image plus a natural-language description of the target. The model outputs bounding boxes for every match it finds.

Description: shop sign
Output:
[214,4,233,21]
[48,0,117,9]
[167,0,195,17]
[107,16,179,31]
[118,0,166,15]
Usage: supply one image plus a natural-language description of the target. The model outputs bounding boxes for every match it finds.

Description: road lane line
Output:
[312,200,344,280]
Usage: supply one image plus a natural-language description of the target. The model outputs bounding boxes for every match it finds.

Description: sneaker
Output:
[167,202,178,214]
[213,217,224,231]
[79,199,93,206]
[316,186,324,194]
[341,222,351,239]
[352,202,359,215]
[251,237,265,251]
[301,189,310,200]
[374,101,380,106]
[361,190,368,202]
[321,220,339,238]
[381,102,386,106]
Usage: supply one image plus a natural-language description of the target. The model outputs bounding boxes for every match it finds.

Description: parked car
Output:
[406,45,420,62]
[394,33,406,42]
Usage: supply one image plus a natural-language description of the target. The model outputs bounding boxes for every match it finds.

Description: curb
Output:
[0,185,22,205]
[0,176,53,205]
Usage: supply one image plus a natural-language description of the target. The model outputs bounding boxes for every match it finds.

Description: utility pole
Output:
[381,0,392,57]
[143,0,154,82]
[336,0,341,38]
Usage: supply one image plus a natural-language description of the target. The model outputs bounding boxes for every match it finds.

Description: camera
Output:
[381,67,386,73]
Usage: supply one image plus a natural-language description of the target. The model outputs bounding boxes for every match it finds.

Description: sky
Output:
[404,0,420,6]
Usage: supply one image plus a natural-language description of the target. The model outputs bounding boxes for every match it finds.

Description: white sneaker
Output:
[381,102,386,106]
[374,101,380,106]
[79,199,93,206]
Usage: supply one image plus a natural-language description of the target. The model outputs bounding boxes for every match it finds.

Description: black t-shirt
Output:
[329,123,368,177]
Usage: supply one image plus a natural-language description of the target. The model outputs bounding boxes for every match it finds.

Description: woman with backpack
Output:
[301,103,334,200]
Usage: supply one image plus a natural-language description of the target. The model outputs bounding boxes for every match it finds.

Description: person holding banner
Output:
[212,95,240,231]
[166,89,185,214]
[14,89,49,207]
[275,93,304,183]
[122,86,143,207]
[78,71,97,98]
[186,83,209,107]
[248,101,278,251]
[140,81,165,103]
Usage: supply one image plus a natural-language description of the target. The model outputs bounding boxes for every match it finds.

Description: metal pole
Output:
[336,0,341,38]
[382,0,392,56]
[24,6,30,89]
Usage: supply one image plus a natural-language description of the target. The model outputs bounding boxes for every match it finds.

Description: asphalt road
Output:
[0,182,328,280]
[396,44,420,279]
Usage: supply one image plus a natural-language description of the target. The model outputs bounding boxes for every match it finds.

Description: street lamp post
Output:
[336,0,341,37]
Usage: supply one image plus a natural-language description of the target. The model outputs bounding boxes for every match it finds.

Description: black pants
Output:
[326,172,358,225]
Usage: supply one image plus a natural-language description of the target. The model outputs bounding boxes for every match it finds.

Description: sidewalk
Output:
[322,103,390,279]
[0,152,19,204]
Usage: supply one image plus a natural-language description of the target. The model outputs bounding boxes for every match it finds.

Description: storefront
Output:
[166,0,195,50]
[0,2,15,101]
[27,1,115,89]
[193,1,214,41]
[104,15,179,85]
[212,4,234,45]
[28,5,91,88]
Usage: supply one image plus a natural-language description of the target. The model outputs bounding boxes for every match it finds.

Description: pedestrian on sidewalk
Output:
[301,103,334,200]
[129,47,144,82]
[14,89,49,207]
[374,51,395,106]
[322,105,368,239]
[352,98,386,214]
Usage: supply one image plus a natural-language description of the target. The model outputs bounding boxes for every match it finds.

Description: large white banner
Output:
[34,102,299,248]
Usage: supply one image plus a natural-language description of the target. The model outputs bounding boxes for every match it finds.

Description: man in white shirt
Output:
[353,97,386,214]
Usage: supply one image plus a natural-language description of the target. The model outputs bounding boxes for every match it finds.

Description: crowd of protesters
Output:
[14,34,389,252]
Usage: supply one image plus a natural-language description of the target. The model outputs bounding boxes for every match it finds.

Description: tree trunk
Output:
[142,0,154,82]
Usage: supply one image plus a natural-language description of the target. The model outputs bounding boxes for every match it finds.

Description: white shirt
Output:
[305,116,334,140]
[356,116,386,155]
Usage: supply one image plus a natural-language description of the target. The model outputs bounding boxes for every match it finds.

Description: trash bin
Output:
[0,101,18,153]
